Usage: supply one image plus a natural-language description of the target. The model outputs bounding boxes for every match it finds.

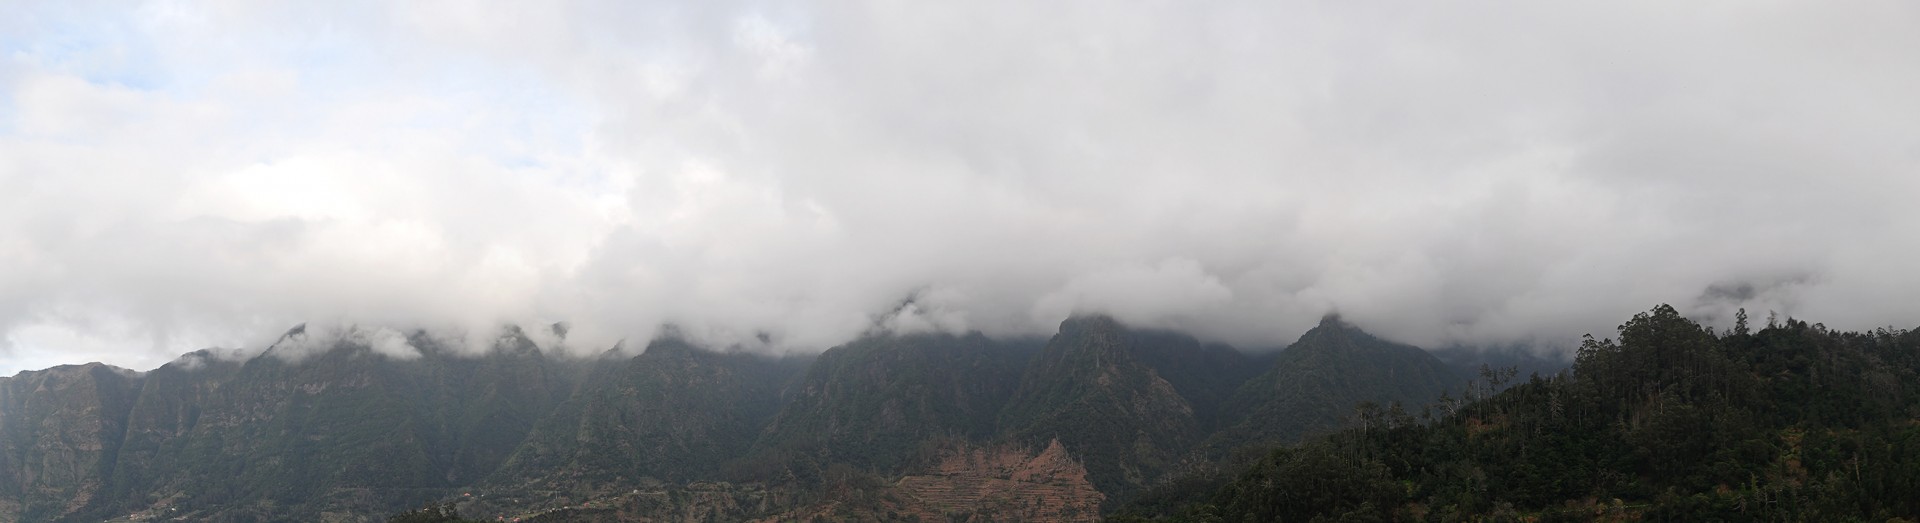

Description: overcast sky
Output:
[3,1,1918,374]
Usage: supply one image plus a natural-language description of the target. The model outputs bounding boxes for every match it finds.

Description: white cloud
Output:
[1033,259,1234,330]
[4,0,1920,374]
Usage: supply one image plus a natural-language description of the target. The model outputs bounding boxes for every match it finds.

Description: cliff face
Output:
[0,363,143,522]
[0,330,595,523]
[101,350,241,517]
[108,341,453,520]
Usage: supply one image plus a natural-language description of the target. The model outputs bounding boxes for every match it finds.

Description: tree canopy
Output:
[1118,304,1920,521]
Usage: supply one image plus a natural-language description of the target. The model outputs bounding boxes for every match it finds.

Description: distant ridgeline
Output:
[50,306,1877,522]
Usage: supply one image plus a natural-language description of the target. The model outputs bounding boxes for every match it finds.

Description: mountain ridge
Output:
[1208,314,1466,454]
[1,315,1484,521]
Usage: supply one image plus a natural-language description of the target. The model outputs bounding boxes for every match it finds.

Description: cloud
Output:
[261,324,423,363]
[164,346,249,372]
[3,1,1920,374]
[1032,259,1234,329]
[874,286,973,336]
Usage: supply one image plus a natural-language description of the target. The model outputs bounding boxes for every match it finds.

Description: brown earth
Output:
[509,439,1106,522]
[875,438,1105,522]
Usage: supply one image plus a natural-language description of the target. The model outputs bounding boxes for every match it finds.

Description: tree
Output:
[1124,303,1920,521]
[386,502,483,523]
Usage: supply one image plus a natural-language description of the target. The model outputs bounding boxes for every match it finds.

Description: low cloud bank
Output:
[3,2,1918,374]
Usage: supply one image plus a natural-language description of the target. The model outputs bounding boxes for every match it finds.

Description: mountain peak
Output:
[1299,313,1376,346]
[1213,313,1462,452]
[1056,313,1125,336]
[7,361,139,380]
[493,326,543,356]
[639,337,703,358]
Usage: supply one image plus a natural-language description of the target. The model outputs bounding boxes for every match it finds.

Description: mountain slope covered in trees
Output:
[747,332,1038,473]
[1208,315,1463,454]
[1118,305,1920,521]
[490,338,809,494]
[3,308,1814,521]
[996,316,1237,499]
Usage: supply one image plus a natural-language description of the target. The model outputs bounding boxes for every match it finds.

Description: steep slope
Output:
[997,315,1257,499]
[1210,314,1464,453]
[83,327,586,522]
[749,332,1037,473]
[1121,330,1268,428]
[139,338,446,520]
[0,363,143,522]
[98,350,244,519]
[490,338,808,498]
[412,329,587,486]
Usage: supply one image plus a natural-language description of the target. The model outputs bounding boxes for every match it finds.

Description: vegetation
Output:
[387,502,485,523]
[1208,315,1464,456]
[745,332,1038,473]
[28,304,1908,521]
[997,316,1215,498]
[3,313,1472,521]
[1116,305,1920,521]
[493,338,808,490]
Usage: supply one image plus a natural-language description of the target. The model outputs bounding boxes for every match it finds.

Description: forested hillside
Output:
[1208,315,1461,456]
[1117,305,1920,521]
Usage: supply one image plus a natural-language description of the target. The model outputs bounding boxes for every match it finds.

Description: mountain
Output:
[427,328,582,485]
[489,338,808,496]
[163,339,444,519]
[93,329,570,521]
[98,349,243,519]
[748,331,1037,473]
[0,363,143,522]
[997,315,1261,499]
[22,306,1903,522]
[7,327,590,522]
[1210,314,1464,453]
[1112,328,1271,429]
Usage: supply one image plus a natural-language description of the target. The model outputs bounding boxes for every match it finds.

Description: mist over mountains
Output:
[9,304,1918,521]
[5,1,1919,520]
[1,311,1509,521]
[6,1,1920,376]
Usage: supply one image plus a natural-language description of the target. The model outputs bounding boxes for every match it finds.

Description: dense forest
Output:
[1115,305,1920,521]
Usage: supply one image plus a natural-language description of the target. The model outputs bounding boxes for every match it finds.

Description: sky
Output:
[3,1,1919,375]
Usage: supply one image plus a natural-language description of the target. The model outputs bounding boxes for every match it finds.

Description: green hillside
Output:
[493,338,807,493]
[748,331,1037,473]
[1209,314,1465,455]
[0,363,143,522]
[14,306,1911,522]
[998,315,1257,500]
[1117,305,1920,521]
